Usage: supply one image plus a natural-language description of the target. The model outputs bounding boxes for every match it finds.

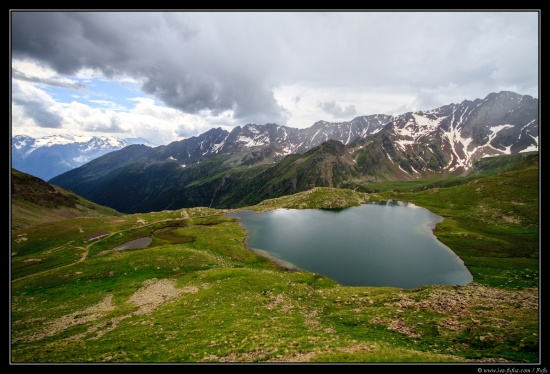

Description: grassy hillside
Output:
[11,168,123,230]
[10,155,539,363]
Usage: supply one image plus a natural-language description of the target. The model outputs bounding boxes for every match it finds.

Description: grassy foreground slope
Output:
[10,158,539,363]
[11,168,123,230]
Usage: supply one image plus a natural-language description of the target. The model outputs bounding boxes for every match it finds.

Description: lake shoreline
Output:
[227,204,472,288]
[229,212,303,272]
[247,245,303,272]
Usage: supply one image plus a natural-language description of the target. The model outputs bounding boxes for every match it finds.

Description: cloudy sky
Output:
[11,11,539,145]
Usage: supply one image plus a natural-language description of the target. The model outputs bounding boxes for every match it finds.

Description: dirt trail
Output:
[11,217,185,283]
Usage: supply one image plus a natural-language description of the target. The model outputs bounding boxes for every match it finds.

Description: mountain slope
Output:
[11,134,156,181]
[211,140,360,207]
[49,91,538,214]
[11,168,122,230]
[139,91,538,174]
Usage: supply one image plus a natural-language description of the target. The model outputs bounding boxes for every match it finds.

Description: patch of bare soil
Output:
[13,278,197,344]
[13,295,115,343]
[390,283,538,317]
[128,278,186,315]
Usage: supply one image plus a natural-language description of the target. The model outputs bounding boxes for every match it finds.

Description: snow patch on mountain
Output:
[490,124,514,134]
[395,140,415,150]
[12,134,156,181]
[211,138,227,153]
[412,113,446,132]
[237,135,268,147]
[521,143,538,153]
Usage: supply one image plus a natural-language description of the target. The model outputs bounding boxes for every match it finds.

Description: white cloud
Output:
[11,11,539,144]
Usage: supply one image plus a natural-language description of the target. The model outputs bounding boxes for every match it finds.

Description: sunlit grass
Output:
[11,154,539,363]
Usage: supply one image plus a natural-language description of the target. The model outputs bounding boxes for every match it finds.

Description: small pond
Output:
[112,237,152,251]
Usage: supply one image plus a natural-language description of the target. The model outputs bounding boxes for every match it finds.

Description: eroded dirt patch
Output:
[389,283,538,316]
[12,295,115,343]
[13,278,196,344]
[129,278,186,315]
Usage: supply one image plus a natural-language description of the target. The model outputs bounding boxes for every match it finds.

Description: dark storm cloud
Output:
[319,101,357,118]
[12,97,63,129]
[12,80,63,128]
[11,11,539,130]
[12,68,85,90]
[11,11,288,124]
[11,12,194,77]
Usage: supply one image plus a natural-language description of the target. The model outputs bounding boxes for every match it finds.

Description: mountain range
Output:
[11,134,157,181]
[35,91,538,214]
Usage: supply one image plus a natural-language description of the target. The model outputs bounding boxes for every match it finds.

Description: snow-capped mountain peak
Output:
[12,91,538,184]
[11,134,157,181]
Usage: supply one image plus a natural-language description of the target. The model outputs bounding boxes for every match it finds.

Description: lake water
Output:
[227,201,473,289]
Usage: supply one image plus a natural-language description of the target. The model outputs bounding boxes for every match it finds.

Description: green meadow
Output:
[10,154,539,363]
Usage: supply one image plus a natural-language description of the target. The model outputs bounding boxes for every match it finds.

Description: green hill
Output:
[11,168,123,230]
[10,154,539,363]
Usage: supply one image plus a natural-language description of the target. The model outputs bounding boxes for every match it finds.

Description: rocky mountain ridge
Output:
[44,91,538,213]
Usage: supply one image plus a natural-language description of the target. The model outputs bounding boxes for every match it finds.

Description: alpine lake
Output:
[227,201,473,289]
